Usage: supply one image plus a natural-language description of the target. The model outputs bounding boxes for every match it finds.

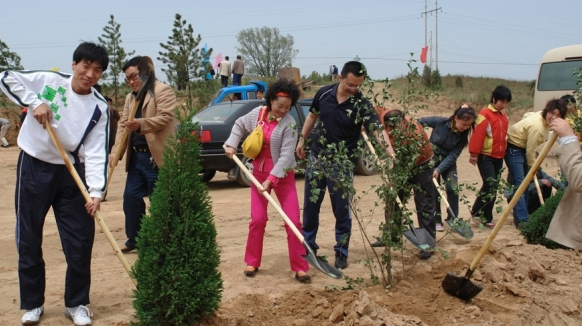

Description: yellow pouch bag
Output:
[242,107,267,158]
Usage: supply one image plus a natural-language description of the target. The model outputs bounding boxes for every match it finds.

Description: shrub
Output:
[454,75,463,88]
[431,69,442,90]
[422,65,432,88]
[131,107,223,325]
[519,190,568,250]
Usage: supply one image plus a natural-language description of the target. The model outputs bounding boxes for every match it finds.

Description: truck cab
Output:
[208,81,267,107]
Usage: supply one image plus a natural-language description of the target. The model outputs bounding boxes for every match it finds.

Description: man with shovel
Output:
[110,56,176,253]
[0,42,109,326]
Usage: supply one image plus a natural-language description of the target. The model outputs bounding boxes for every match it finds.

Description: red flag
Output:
[420,46,429,64]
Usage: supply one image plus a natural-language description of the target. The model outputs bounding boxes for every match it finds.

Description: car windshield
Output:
[193,102,247,123]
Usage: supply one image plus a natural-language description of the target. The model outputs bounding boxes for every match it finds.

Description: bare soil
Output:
[1,101,581,326]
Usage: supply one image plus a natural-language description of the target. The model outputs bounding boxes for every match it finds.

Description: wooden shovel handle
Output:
[432,178,452,209]
[102,100,141,200]
[468,133,557,272]
[225,146,306,242]
[45,121,136,286]
[533,177,545,205]
[361,131,403,209]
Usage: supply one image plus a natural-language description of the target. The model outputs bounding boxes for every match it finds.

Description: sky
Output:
[1,0,581,84]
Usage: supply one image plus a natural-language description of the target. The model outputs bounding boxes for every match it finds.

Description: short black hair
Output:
[73,42,109,71]
[340,61,366,78]
[237,55,241,59]
[490,85,512,103]
[225,56,229,60]
[542,99,568,120]
[123,55,142,72]
[561,94,576,104]
[264,79,300,110]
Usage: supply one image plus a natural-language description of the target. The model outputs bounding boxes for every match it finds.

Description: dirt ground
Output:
[1,103,582,326]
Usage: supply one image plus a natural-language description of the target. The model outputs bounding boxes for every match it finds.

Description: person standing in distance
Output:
[0,41,109,326]
[232,55,245,86]
[296,61,378,270]
[110,56,177,253]
[219,56,231,88]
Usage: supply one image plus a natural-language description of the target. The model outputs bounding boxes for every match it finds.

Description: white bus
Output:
[534,44,582,111]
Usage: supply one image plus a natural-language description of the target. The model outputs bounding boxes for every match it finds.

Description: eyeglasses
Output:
[125,73,139,84]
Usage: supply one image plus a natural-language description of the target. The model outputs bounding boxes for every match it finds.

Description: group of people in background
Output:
[218,55,245,87]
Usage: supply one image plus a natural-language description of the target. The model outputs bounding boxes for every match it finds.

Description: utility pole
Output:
[429,32,433,69]
[421,1,442,68]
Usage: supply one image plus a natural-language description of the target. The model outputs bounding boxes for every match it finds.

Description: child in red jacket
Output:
[468,85,511,228]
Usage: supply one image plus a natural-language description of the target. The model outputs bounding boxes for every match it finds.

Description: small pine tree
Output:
[454,75,463,88]
[431,69,442,90]
[422,65,432,88]
[131,107,223,325]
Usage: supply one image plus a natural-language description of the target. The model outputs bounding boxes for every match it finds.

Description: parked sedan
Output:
[193,99,376,187]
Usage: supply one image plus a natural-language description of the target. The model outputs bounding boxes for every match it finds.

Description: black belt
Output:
[507,142,525,150]
[133,146,150,153]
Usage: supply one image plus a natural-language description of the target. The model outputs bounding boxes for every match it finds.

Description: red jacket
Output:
[468,104,509,159]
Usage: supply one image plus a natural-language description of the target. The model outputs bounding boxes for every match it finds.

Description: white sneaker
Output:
[436,223,444,232]
[22,306,44,325]
[65,305,93,325]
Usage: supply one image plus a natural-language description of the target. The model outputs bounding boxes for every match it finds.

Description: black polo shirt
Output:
[309,84,378,158]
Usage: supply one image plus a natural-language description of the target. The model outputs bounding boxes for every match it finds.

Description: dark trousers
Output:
[15,151,95,309]
[435,163,459,223]
[220,75,229,88]
[527,185,552,214]
[232,74,242,86]
[123,151,158,248]
[302,156,352,257]
[471,154,504,223]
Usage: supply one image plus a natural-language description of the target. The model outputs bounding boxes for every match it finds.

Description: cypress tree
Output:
[131,109,223,325]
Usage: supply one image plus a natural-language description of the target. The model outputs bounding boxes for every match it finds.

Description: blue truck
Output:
[207,81,267,107]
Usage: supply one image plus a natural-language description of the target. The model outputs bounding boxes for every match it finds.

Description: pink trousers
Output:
[245,169,309,272]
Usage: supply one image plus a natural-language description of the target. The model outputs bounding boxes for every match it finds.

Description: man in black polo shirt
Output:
[296,61,378,269]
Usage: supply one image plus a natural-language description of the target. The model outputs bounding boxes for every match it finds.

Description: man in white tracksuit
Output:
[0,42,109,326]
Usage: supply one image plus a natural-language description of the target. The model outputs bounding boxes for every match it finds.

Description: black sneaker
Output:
[419,250,432,260]
[371,240,385,247]
[335,251,348,269]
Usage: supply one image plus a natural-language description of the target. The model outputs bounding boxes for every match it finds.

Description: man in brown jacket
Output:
[110,56,177,252]
[232,55,244,86]
[546,116,582,250]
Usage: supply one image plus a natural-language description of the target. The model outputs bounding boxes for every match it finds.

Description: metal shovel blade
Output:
[403,224,436,250]
[445,218,474,239]
[442,271,483,301]
[302,243,343,280]
[136,56,156,100]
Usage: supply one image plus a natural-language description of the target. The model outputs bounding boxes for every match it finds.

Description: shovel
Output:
[361,131,436,250]
[533,177,545,205]
[102,56,156,200]
[225,146,343,279]
[45,121,136,286]
[432,178,474,239]
[442,133,557,300]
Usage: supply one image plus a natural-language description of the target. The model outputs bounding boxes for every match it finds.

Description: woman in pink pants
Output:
[224,79,310,283]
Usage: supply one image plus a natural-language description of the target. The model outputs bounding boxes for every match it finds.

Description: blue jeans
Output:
[504,145,529,225]
[232,74,242,86]
[123,151,159,247]
[302,155,353,257]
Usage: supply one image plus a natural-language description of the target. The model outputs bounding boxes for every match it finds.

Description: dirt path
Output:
[1,117,581,325]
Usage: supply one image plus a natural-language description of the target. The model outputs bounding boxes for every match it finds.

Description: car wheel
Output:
[199,169,216,183]
[355,147,376,175]
[236,157,253,187]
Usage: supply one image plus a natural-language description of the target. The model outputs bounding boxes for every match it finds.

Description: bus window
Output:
[538,61,582,91]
